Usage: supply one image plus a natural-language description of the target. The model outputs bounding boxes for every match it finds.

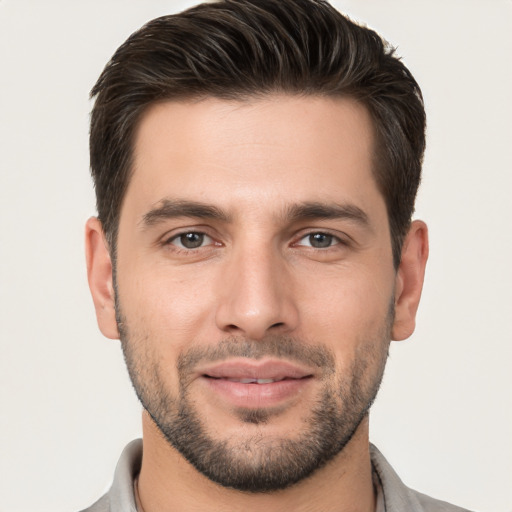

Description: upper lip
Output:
[198,358,314,381]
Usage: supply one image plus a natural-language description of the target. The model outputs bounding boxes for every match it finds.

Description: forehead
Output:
[125,95,384,222]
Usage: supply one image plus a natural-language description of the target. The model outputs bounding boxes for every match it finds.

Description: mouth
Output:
[199,358,314,380]
[197,359,315,409]
[208,376,304,384]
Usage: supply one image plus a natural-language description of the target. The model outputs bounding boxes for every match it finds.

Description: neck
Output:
[137,412,376,512]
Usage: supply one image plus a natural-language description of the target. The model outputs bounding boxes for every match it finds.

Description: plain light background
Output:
[0,1,511,511]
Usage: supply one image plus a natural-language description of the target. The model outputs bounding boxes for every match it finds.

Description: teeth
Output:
[227,378,282,384]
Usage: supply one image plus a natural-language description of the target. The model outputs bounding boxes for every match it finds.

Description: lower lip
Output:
[201,376,312,408]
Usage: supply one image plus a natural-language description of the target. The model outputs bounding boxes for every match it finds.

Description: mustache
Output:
[177,335,336,376]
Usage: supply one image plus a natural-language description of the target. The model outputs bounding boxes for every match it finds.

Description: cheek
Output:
[301,266,392,329]
[297,264,393,363]
[116,271,211,395]
[116,260,218,347]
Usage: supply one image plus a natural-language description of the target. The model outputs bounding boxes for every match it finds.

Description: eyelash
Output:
[163,230,347,252]
[295,232,345,249]
[164,231,216,251]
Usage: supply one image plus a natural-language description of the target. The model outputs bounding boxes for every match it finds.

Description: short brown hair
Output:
[90,0,426,267]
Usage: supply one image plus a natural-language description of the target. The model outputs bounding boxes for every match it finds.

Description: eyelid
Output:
[159,226,219,247]
[293,229,349,248]
[158,225,352,251]
[169,232,213,249]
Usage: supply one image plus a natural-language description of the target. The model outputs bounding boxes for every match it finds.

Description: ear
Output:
[85,217,119,339]
[392,220,429,341]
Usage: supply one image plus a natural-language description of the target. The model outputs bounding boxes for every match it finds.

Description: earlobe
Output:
[85,217,119,340]
[391,220,429,341]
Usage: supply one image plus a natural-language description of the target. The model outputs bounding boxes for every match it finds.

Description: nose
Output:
[215,243,299,340]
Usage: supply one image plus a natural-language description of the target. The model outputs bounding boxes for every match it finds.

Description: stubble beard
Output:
[116,303,392,493]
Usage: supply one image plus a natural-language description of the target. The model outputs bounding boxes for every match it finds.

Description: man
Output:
[83,0,470,510]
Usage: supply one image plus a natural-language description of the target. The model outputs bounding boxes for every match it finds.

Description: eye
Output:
[297,232,340,249]
[169,232,213,249]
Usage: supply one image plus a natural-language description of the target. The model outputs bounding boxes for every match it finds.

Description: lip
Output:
[197,358,315,409]
[198,358,314,380]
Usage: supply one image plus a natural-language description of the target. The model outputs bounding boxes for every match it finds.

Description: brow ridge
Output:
[283,201,370,226]
[141,199,231,227]
[140,199,370,229]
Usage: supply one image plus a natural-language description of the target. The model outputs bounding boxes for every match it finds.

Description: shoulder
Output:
[78,493,110,512]
[78,439,142,512]
[412,489,475,512]
[370,444,474,512]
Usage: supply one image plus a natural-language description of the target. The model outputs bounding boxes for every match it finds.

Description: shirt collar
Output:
[106,440,422,512]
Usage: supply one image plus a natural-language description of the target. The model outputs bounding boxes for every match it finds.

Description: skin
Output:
[86,95,428,512]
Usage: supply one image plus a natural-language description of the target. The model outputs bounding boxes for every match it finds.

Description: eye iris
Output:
[180,233,204,249]
[310,233,332,248]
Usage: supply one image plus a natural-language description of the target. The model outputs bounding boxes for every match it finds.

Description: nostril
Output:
[270,322,285,329]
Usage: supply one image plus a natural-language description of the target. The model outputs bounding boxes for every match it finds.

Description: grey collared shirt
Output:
[80,439,473,512]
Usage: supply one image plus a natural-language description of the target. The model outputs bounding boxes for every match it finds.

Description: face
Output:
[102,96,401,491]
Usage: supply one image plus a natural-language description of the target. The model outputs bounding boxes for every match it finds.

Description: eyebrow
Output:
[140,199,370,229]
[141,199,231,227]
[283,201,370,227]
